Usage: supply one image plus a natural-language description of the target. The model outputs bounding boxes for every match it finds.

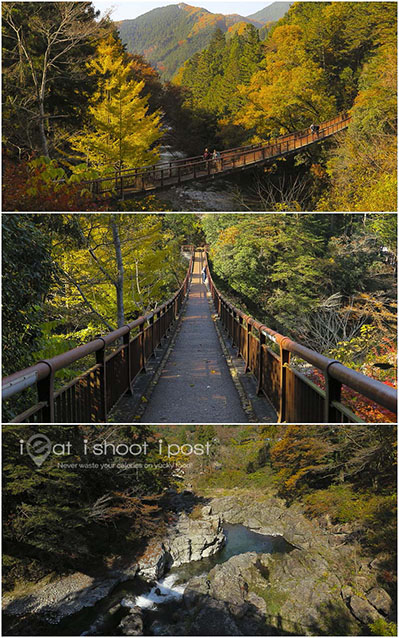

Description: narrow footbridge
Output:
[87,113,350,199]
[3,248,396,424]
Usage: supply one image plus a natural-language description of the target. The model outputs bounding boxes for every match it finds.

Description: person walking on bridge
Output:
[203,148,211,172]
[212,149,221,171]
[201,265,207,283]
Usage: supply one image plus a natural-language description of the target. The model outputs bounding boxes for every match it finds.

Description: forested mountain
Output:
[247,1,293,24]
[118,3,269,79]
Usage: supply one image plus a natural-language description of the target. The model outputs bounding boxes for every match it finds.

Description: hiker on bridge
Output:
[310,123,320,135]
[203,148,211,161]
[212,149,221,171]
[201,265,207,283]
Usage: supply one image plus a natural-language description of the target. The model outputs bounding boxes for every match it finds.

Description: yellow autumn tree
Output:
[70,36,162,175]
[235,23,336,139]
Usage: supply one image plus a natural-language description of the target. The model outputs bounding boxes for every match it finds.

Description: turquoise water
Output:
[3,524,292,636]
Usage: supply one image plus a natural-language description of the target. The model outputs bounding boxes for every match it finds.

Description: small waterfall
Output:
[121,573,186,610]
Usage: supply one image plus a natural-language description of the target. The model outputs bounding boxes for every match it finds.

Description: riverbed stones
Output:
[2,572,124,624]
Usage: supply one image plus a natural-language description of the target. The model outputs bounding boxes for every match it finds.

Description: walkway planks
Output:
[141,252,250,423]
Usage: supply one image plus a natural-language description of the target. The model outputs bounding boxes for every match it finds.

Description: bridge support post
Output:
[149,315,154,356]
[238,315,244,358]
[231,310,237,348]
[123,331,133,394]
[95,346,107,421]
[324,362,342,422]
[245,322,251,374]
[140,323,146,373]
[256,332,265,396]
[37,364,55,422]
[279,346,291,423]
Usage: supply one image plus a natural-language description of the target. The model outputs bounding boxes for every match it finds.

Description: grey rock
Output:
[137,542,167,580]
[190,599,243,636]
[166,512,225,567]
[117,606,144,636]
[184,575,209,611]
[247,592,267,614]
[366,587,393,616]
[349,595,383,624]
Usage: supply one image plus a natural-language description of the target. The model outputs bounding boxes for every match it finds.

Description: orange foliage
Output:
[304,368,396,423]
[2,156,104,212]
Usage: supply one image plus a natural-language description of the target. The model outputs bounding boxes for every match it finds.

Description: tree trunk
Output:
[111,215,125,328]
[39,98,49,157]
[39,53,49,157]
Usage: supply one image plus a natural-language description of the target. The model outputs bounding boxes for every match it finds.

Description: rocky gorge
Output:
[2,491,395,636]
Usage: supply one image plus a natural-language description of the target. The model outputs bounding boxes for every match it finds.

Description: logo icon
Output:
[26,434,51,467]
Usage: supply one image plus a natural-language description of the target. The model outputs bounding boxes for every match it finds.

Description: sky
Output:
[92,1,274,21]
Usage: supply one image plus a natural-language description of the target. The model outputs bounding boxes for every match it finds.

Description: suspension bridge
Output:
[2,248,396,424]
[86,113,351,200]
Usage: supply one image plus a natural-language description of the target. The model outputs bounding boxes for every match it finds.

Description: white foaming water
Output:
[121,573,186,611]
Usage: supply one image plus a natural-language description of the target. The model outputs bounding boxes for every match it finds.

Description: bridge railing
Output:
[86,112,351,197]
[2,256,194,423]
[204,252,396,424]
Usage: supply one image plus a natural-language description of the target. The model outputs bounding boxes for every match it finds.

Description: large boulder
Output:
[190,599,242,636]
[166,512,225,566]
[184,575,210,612]
[349,595,383,625]
[137,541,167,580]
[187,549,361,636]
[366,587,393,616]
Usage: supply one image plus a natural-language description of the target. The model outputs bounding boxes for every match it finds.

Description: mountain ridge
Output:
[117,2,292,79]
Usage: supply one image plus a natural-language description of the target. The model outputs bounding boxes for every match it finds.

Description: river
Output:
[82,524,292,636]
[3,524,292,636]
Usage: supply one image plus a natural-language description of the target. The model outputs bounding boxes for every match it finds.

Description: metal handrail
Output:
[203,251,396,421]
[2,252,195,422]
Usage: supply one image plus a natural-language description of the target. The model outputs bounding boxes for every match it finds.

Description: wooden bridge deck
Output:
[88,113,351,199]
